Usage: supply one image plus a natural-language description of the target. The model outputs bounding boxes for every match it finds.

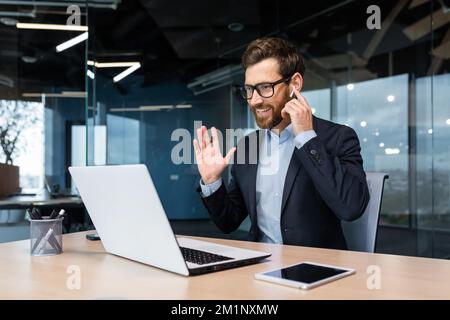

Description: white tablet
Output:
[255,261,355,290]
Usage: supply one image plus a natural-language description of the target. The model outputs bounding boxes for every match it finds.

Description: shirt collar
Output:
[266,123,293,145]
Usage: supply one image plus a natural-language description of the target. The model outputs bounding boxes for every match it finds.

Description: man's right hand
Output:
[193,126,236,185]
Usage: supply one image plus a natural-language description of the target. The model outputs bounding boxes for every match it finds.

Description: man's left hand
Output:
[281,87,313,136]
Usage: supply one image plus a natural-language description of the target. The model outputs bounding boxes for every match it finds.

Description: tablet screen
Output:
[263,263,348,284]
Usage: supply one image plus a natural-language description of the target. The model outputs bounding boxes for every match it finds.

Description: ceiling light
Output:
[347,83,354,91]
[110,107,161,112]
[110,104,192,112]
[228,22,244,32]
[387,95,395,102]
[360,121,367,127]
[16,22,88,31]
[379,142,385,147]
[0,75,13,88]
[175,104,192,109]
[113,63,141,82]
[87,69,95,80]
[22,93,43,98]
[61,91,86,96]
[21,56,37,63]
[446,119,450,125]
[93,61,141,68]
[56,32,88,52]
[22,91,86,98]
[140,105,173,110]
[110,107,142,112]
[385,148,400,155]
[427,129,433,134]
[0,17,18,26]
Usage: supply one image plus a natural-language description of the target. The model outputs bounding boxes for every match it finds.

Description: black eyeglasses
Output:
[239,76,291,100]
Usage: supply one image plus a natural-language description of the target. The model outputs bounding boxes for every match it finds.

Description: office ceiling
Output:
[0,0,449,99]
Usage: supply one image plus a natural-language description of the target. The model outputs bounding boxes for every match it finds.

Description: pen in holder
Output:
[29,210,64,256]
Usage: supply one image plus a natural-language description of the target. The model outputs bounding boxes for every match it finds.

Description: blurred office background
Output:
[0,0,449,259]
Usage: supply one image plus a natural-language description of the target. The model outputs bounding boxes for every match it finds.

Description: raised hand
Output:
[193,126,236,185]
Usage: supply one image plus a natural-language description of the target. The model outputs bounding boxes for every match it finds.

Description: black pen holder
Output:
[30,217,63,256]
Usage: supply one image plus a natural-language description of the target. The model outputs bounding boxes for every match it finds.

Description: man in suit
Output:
[192,37,370,250]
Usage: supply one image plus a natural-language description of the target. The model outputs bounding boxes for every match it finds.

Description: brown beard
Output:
[251,104,283,129]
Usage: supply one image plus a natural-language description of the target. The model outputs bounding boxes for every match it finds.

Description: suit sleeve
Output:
[294,125,370,221]
[197,164,249,233]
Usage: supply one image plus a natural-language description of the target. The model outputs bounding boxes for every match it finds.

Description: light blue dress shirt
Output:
[200,125,317,244]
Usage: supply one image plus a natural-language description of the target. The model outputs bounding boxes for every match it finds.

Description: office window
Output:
[335,74,409,226]
[106,114,140,164]
[0,100,44,190]
[416,74,450,232]
[80,0,450,258]
[302,88,331,120]
[72,125,106,166]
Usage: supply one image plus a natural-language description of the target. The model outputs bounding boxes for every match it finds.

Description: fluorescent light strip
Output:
[17,22,88,32]
[95,62,140,68]
[87,69,95,79]
[175,104,192,109]
[110,104,193,112]
[56,32,88,52]
[86,61,141,68]
[110,107,163,112]
[23,93,85,98]
[110,107,142,112]
[113,63,141,82]
[61,91,86,96]
[140,105,173,110]
[22,93,45,97]
[23,91,86,98]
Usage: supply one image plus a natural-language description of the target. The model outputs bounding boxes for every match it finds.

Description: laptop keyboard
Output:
[180,246,233,265]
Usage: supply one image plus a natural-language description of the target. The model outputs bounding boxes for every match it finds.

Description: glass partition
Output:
[83,0,450,258]
[0,1,88,241]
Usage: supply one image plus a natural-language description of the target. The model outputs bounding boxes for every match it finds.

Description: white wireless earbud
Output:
[290,85,298,98]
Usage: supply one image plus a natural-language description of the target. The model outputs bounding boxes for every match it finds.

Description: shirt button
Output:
[310,149,317,156]
[274,192,279,197]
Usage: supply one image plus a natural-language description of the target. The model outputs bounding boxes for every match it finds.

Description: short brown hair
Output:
[241,37,305,78]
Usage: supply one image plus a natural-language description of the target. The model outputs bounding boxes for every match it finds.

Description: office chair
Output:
[341,172,389,253]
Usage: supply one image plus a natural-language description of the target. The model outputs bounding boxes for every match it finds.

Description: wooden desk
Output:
[1,231,449,299]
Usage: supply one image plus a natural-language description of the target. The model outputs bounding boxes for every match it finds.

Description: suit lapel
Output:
[247,162,258,224]
[247,130,264,224]
[280,117,318,215]
[280,151,302,215]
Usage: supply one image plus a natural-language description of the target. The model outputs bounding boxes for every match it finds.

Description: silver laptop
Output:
[69,164,270,276]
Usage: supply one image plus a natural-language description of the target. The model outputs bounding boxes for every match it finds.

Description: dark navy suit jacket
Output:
[198,116,370,250]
